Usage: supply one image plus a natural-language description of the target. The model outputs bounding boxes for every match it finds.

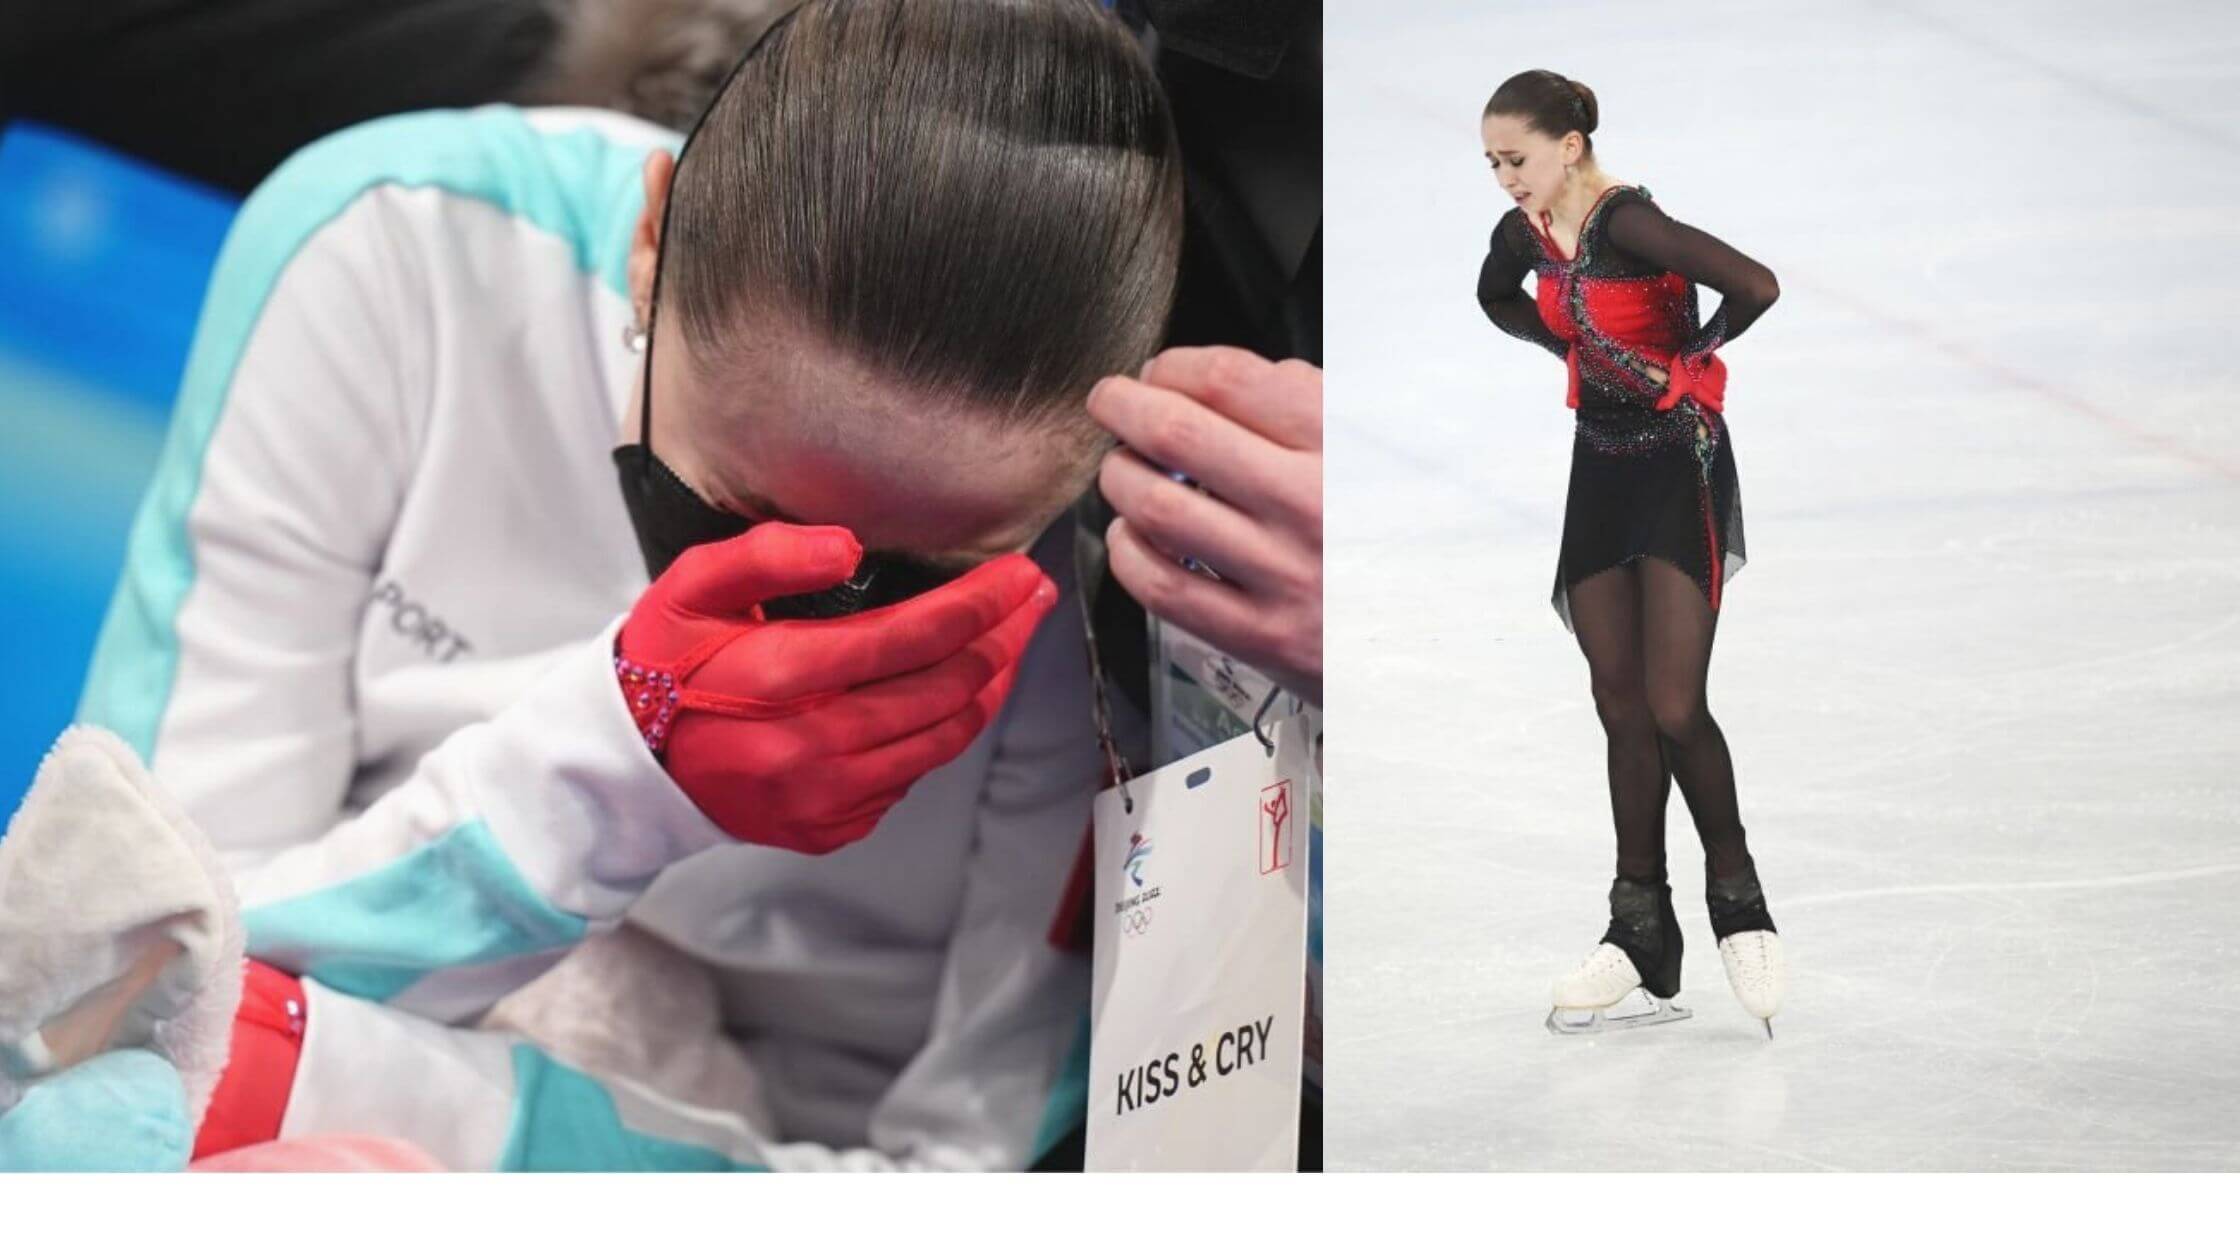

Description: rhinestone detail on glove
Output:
[615,655,681,755]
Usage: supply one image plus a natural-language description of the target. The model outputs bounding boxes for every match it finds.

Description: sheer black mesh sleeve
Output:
[1604,200,1779,364]
[1477,213,1569,358]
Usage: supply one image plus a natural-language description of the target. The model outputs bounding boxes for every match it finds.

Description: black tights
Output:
[1568,557,1752,885]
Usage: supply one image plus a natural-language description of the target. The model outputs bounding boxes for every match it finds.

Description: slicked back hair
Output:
[662,0,1184,429]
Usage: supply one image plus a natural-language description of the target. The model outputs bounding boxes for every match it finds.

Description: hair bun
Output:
[1485,69,1603,154]
[1567,79,1599,134]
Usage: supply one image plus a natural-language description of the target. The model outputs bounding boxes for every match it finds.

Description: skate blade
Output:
[1545,987,1691,1036]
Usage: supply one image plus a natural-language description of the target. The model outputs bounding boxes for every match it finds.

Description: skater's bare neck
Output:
[1546,167,1619,237]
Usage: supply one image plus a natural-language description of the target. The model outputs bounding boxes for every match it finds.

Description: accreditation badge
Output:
[1083,712,1312,1171]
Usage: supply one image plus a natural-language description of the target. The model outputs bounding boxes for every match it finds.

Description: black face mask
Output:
[612,437,957,619]
[612,441,751,583]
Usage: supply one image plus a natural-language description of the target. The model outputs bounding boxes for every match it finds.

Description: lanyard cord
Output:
[1252,684,1285,756]
[1075,570,1136,813]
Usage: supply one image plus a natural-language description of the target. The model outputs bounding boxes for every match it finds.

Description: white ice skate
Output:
[0,727,244,1123]
[1717,930,1784,1039]
[1545,943,1690,1035]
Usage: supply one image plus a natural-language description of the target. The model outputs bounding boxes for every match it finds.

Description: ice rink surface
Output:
[1325,0,2240,1170]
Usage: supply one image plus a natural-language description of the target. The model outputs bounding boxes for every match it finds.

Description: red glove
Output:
[615,523,1058,854]
[1654,351,1728,413]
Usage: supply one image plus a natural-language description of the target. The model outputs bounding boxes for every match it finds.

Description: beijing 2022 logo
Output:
[1124,834,1153,887]
[1115,832,1161,937]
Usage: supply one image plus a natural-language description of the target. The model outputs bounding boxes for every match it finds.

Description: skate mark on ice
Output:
[1950,609,2240,687]
[1724,1139,1852,1174]
[1785,861,2240,909]
[1788,277,2240,483]
[1873,1,2240,157]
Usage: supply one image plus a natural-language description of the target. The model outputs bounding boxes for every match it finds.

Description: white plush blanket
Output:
[0,727,243,1123]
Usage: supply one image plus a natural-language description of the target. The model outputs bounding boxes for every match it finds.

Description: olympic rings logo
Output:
[1122,908,1155,937]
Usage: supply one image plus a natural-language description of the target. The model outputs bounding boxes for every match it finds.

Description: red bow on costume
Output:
[1655,352,1727,413]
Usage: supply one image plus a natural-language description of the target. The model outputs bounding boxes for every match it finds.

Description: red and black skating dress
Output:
[1476,185,1778,627]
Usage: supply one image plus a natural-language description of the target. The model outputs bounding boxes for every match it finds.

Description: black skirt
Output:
[1552,406,1747,629]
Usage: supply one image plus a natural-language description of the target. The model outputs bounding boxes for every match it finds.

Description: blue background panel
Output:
[0,123,239,816]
